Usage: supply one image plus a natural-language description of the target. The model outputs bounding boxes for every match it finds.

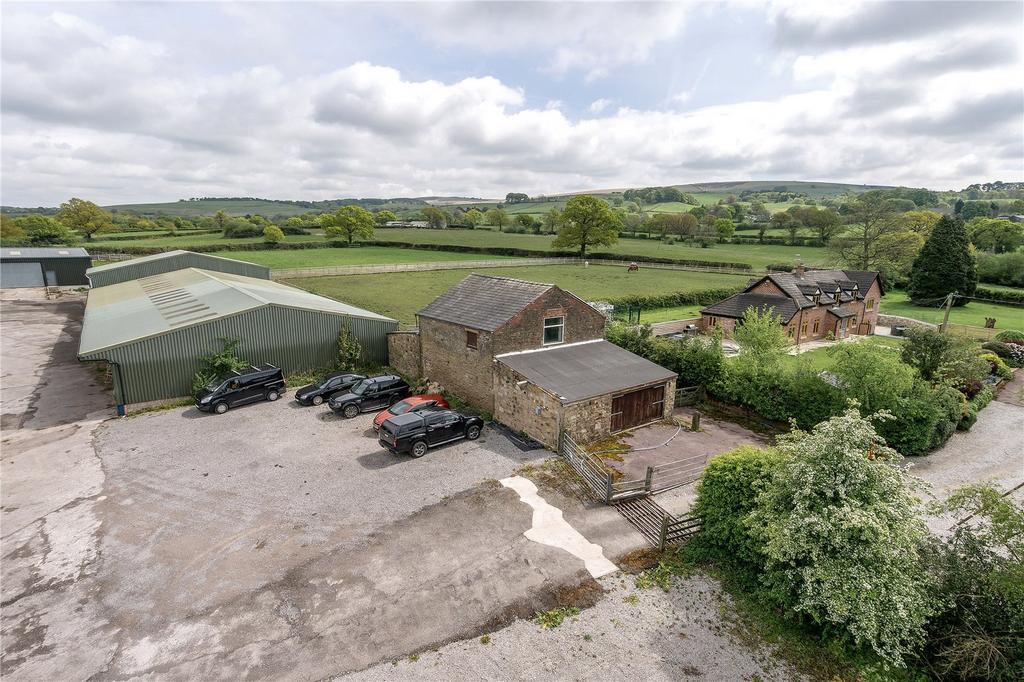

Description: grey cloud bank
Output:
[1,1,1021,206]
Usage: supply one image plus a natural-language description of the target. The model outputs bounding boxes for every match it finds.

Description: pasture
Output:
[225,247,516,269]
[880,291,1024,331]
[285,264,750,325]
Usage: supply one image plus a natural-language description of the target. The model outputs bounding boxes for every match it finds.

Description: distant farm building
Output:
[1,247,91,288]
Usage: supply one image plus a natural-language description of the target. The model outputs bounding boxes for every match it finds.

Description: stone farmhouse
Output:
[389,273,676,448]
[700,266,883,343]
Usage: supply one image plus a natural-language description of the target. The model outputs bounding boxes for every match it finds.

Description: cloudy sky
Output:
[2,1,1022,206]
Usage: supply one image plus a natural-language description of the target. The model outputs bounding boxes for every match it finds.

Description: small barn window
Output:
[543,316,564,345]
[465,330,478,349]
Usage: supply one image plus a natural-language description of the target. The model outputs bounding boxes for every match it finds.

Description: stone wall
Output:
[561,396,612,445]
[386,330,422,379]
[492,361,561,449]
[419,317,497,411]
[493,288,607,351]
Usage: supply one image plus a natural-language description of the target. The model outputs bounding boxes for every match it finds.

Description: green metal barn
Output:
[77,267,397,409]
[1,247,91,287]
[86,250,270,288]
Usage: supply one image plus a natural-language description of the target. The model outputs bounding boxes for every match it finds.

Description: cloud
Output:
[1,3,1022,206]
[392,1,689,80]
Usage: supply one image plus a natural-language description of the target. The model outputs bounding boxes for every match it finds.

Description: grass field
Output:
[86,225,826,269]
[880,291,1024,331]
[371,228,827,268]
[286,264,750,324]
[225,247,516,269]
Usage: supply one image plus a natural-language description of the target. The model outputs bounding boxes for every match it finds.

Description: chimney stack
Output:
[794,261,805,278]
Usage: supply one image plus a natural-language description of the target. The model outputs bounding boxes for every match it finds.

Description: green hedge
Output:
[688,446,786,574]
[607,286,745,310]
[957,386,994,431]
[976,286,1024,304]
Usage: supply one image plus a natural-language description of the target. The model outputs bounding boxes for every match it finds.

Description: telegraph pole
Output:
[940,291,957,331]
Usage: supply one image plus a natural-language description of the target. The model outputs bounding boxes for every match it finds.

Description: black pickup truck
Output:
[378,409,484,457]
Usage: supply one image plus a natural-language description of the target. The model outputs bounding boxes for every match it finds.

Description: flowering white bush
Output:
[747,407,937,666]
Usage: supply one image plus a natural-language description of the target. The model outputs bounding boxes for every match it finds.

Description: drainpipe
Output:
[77,356,127,415]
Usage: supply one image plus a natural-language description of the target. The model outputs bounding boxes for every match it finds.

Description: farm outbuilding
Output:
[493,339,677,449]
[86,250,270,288]
[77,268,397,409]
[1,247,91,288]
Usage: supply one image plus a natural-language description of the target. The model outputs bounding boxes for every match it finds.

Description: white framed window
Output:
[543,316,564,345]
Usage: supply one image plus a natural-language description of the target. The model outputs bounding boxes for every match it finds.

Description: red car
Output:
[372,394,449,432]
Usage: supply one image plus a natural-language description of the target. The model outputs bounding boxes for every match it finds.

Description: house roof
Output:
[827,307,857,319]
[1,247,90,259]
[495,339,676,403]
[417,273,554,331]
[78,267,393,356]
[701,292,799,322]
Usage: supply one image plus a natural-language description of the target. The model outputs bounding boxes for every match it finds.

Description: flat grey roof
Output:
[2,247,90,259]
[496,339,676,403]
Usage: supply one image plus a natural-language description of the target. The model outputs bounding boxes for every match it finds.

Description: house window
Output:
[866,298,875,311]
[707,315,719,328]
[800,320,808,337]
[787,326,794,338]
[465,330,478,349]
[543,316,564,345]
[812,319,820,335]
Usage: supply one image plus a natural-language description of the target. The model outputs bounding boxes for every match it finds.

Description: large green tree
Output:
[551,194,621,258]
[829,192,903,270]
[374,209,397,226]
[907,215,977,305]
[421,206,448,229]
[15,215,79,246]
[484,207,508,231]
[56,197,112,240]
[322,205,375,244]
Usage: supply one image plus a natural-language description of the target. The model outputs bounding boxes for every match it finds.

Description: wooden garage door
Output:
[611,384,666,432]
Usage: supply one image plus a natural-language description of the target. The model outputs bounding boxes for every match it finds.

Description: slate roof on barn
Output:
[495,340,676,403]
[701,292,799,322]
[417,273,554,331]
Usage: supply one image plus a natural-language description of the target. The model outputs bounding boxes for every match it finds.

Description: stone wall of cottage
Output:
[492,362,561,449]
[386,330,422,379]
[561,396,613,445]
[419,317,497,411]
[860,280,882,333]
[700,315,739,337]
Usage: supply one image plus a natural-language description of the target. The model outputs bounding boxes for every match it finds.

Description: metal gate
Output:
[1,262,45,288]
[611,384,666,432]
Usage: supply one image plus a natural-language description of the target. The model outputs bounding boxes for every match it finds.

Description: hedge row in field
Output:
[607,286,745,310]
[975,285,1024,304]
[87,239,756,270]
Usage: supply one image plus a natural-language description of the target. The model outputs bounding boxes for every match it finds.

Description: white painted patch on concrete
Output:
[37,501,100,583]
[500,476,617,578]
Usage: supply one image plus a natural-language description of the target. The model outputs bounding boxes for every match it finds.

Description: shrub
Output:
[191,338,249,396]
[262,225,284,244]
[976,286,1024,304]
[994,329,1024,343]
[749,409,936,666]
[335,326,362,371]
[976,251,1024,287]
[901,326,955,382]
[978,352,1012,380]
[609,286,743,310]
[922,485,1024,681]
[957,386,994,431]
[689,445,786,573]
[279,224,309,235]
[981,340,1014,360]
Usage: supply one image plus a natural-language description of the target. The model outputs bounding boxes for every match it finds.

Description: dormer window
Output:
[813,292,821,304]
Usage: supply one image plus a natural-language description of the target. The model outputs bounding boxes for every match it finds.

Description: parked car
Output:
[295,372,366,406]
[378,409,484,457]
[328,375,410,418]
[372,394,449,432]
[196,365,286,414]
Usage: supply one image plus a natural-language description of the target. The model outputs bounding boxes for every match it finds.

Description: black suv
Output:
[378,409,484,457]
[328,375,410,418]
[196,365,286,414]
[295,372,366,406]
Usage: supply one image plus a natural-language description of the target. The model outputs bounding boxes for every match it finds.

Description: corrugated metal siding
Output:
[88,253,270,287]
[81,305,396,404]
[1,257,91,286]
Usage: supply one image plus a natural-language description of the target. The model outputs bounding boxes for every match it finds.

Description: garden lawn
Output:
[223,247,517,269]
[285,264,750,325]
[637,305,705,323]
[881,291,1024,331]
